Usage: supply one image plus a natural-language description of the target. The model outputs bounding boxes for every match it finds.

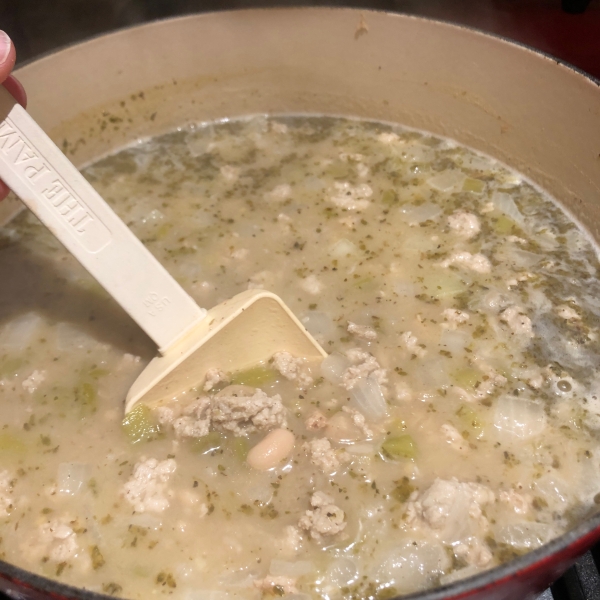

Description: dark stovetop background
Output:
[2,1,600,599]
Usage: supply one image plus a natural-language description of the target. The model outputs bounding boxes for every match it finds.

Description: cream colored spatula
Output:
[0,86,326,413]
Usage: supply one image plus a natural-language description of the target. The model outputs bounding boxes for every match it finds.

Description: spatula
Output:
[0,85,327,413]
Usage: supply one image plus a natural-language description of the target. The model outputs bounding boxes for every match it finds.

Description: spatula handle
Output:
[0,85,206,352]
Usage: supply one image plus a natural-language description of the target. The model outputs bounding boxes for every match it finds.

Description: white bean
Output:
[247,429,295,471]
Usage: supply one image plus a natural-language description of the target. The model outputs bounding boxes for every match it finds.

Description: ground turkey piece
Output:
[500,306,534,337]
[122,458,177,513]
[347,321,378,341]
[400,331,427,358]
[442,308,470,329]
[0,471,13,517]
[272,351,314,388]
[440,251,491,274]
[406,478,495,567]
[172,397,211,438]
[21,370,46,394]
[305,410,328,431]
[212,386,287,436]
[329,182,373,211]
[440,423,468,453]
[303,438,349,473]
[342,348,387,390]
[203,368,227,391]
[298,491,346,541]
[447,211,481,239]
[278,525,304,557]
[39,520,79,562]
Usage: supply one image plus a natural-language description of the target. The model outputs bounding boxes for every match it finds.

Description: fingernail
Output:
[0,31,11,65]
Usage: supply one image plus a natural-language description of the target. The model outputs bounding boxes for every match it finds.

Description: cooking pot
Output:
[1,8,600,600]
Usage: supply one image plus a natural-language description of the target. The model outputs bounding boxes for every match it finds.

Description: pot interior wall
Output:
[5,8,600,242]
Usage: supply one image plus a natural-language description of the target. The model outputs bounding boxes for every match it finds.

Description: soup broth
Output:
[1,116,600,599]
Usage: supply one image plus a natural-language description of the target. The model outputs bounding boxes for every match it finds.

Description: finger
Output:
[0,31,22,200]
[0,180,10,202]
[0,30,16,84]
[2,74,27,107]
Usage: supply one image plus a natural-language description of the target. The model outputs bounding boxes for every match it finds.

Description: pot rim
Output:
[14,6,600,88]
[6,8,600,600]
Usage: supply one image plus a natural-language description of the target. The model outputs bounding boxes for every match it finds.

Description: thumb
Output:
[0,31,16,83]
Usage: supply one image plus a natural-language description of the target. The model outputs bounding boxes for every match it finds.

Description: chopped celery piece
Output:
[88,368,109,380]
[452,368,481,390]
[156,223,172,239]
[74,381,98,414]
[456,404,483,433]
[353,276,376,290]
[462,178,485,193]
[381,189,399,205]
[190,431,224,455]
[382,434,417,460]
[0,357,26,378]
[229,436,249,460]
[122,404,162,444]
[0,432,27,455]
[493,215,515,235]
[230,365,278,387]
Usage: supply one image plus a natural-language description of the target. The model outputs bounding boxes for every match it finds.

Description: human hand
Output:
[1,30,27,201]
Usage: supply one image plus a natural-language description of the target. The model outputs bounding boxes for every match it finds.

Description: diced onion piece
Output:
[57,462,90,495]
[55,322,101,352]
[400,203,442,224]
[329,238,357,259]
[300,311,335,339]
[269,559,315,577]
[244,482,274,505]
[494,522,556,550]
[321,353,351,385]
[129,512,163,530]
[491,191,526,227]
[440,330,469,354]
[349,375,388,422]
[400,231,439,255]
[190,432,225,455]
[183,591,230,600]
[344,443,375,455]
[400,144,434,163]
[439,565,482,586]
[393,281,416,298]
[0,312,43,351]
[493,397,546,439]
[325,557,359,586]
[534,474,571,511]
[427,170,466,192]
[373,540,450,593]
[418,359,449,388]
[326,412,364,443]
[496,246,541,268]
[459,153,493,172]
